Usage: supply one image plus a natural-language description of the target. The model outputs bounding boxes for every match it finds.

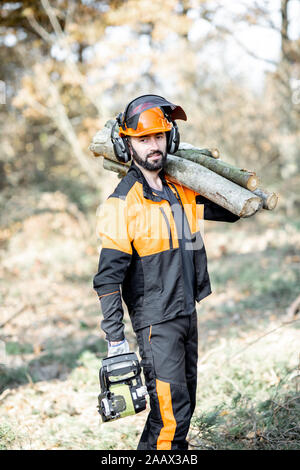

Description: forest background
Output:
[0,0,299,450]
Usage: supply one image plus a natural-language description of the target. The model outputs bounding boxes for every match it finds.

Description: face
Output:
[129,132,167,171]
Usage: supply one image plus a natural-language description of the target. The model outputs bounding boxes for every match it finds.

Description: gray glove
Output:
[107,338,130,357]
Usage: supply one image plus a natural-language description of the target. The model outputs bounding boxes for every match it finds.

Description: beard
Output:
[131,146,167,171]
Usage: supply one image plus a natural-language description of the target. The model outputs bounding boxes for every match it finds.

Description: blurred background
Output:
[0,0,299,450]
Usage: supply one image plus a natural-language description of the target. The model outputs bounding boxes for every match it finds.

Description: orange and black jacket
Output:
[93,161,240,342]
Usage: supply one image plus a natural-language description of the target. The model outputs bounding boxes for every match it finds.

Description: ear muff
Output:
[111,118,131,163]
[166,121,180,154]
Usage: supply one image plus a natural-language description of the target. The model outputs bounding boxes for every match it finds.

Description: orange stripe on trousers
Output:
[156,379,176,450]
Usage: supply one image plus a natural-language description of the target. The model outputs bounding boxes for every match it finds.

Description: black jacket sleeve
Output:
[196,194,240,222]
[93,195,133,342]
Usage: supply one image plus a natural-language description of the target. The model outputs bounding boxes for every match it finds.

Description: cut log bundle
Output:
[165,155,262,218]
[176,143,259,191]
[89,120,278,217]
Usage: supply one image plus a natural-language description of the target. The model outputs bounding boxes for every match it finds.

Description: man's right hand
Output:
[107,338,129,357]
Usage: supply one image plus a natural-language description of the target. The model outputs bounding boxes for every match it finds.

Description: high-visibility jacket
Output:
[93,161,239,341]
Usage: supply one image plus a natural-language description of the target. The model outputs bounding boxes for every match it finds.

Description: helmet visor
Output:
[120,107,173,137]
[123,94,187,130]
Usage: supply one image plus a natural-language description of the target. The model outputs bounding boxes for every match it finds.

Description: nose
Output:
[148,136,160,150]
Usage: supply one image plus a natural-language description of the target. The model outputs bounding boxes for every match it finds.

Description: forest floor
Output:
[0,187,299,450]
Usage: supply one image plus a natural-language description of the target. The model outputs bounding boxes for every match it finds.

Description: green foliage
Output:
[194,392,300,450]
[5,342,34,355]
[0,365,29,393]
[0,337,106,393]
[211,244,300,315]
[191,343,300,450]
[0,423,16,450]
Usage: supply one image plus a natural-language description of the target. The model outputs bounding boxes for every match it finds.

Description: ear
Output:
[126,137,133,156]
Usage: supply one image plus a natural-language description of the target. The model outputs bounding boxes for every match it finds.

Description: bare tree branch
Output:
[41,0,64,38]
[47,81,101,187]
[26,12,54,45]
[26,0,107,117]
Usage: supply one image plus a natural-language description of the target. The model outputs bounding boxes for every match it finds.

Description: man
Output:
[93,95,240,450]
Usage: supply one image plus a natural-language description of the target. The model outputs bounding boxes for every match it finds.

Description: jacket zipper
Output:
[167,182,198,302]
[159,206,173,249]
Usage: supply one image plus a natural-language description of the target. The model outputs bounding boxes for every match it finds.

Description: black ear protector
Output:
[166,119,180,154]
[111,114,131,163]
[111,111,181,163]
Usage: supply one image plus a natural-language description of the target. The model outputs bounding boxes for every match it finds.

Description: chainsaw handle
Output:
[99,352,142,388]
[103,361,141,386]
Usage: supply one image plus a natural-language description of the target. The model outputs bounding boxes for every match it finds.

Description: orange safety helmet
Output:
[111,95,187,162]
[119,107,172,137]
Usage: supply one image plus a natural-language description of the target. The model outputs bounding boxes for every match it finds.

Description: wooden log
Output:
[90,122,263,218]
[89,121,124,164]
[184,146,220,159]
[103,158,128,178]
[252,188,278,210]
[165,155,262,218]
[176,143,259,191]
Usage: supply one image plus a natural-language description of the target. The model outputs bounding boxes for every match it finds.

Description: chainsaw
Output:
[97,352,147,422]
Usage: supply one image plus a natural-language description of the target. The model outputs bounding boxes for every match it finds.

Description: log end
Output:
[246,175,259,191]
[253,188,279,210]
[239,197,263,218]
[88,144,100,157]
[209,148,220,159]
[265,193,279,210]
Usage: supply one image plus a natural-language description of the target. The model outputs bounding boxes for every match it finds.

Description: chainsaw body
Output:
[98,352,147,422]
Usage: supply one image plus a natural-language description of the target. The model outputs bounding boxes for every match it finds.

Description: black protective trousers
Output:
[135,310,198,450]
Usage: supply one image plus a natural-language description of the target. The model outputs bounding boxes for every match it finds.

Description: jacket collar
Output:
[127,160,169,202]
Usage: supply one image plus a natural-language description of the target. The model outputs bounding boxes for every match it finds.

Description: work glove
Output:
[107,338,130,357]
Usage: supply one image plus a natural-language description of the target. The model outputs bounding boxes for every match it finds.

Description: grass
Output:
[189,328,300,450]
[0,337,107,393]
[0,423,17,450]
[0,365,29,392]
[191,392,300,450]
[192,392,300,450]
[210,246,300,311]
